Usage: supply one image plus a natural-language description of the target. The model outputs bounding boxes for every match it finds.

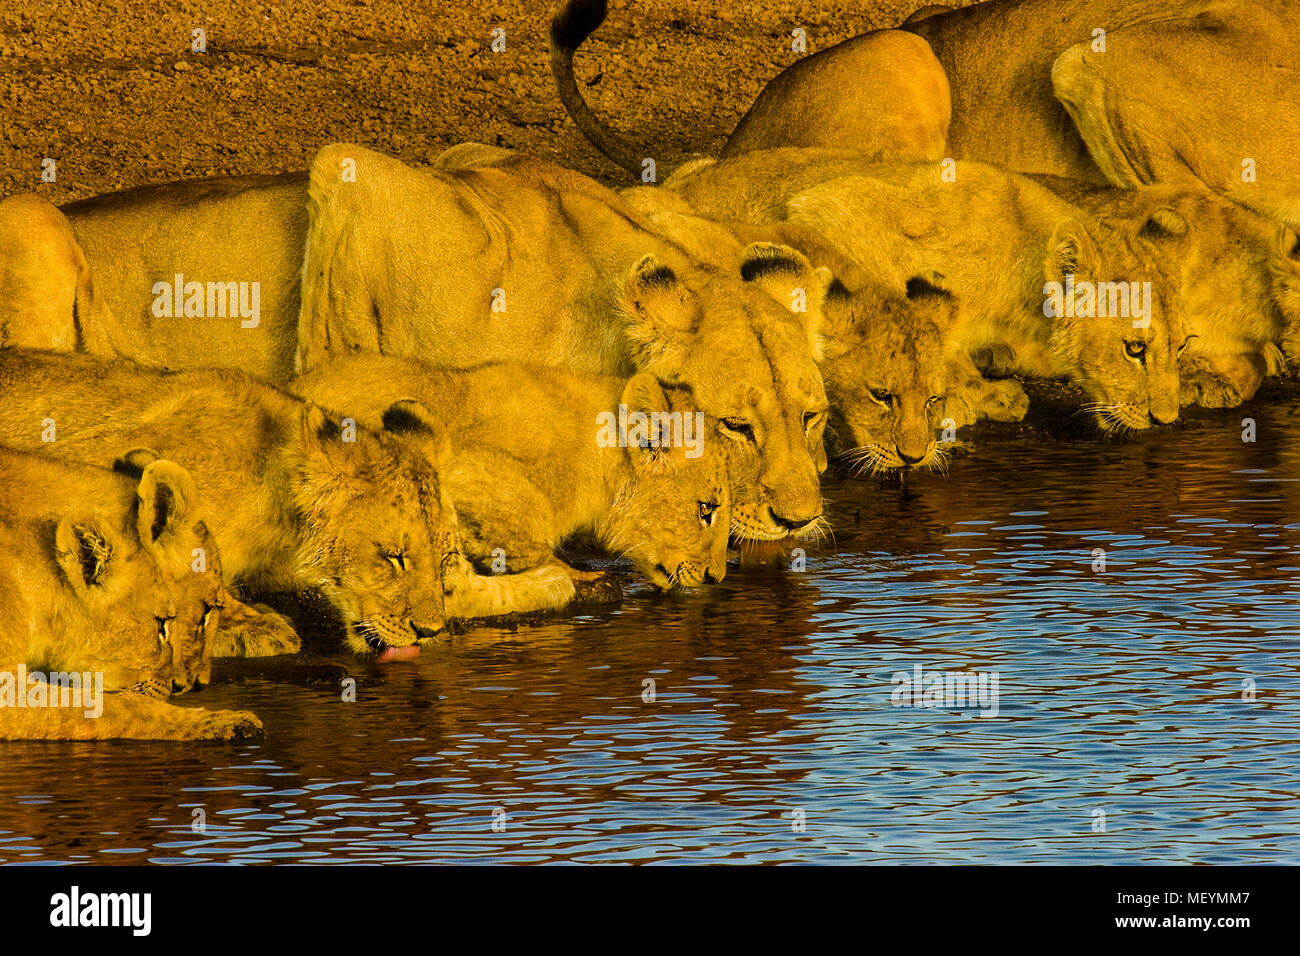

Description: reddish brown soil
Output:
[0,0,971,202]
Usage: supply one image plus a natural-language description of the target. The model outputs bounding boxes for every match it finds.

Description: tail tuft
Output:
[549,0,609,53]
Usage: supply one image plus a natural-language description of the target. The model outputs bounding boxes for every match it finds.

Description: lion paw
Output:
[194,707,265,742]
[1180,371,1243,409]
[979,379,1030,422]
[213,609,301,658]
[571,571,623,605]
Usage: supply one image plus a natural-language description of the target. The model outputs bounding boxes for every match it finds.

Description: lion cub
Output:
[292,354,731,611]
[0,448,261,740]
[0,349,451,659]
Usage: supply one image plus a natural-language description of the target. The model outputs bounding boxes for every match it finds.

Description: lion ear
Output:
[112,447,162,479]
[381,398,452,468]
[55,514,122,594]
[298,404,354,469]
[1138,206,1191,243]
[904,270,961,325]
[619,372,677,473]
[740,242,828,358]
[817,277,857,361]
[135,459,199,551]
[619,255,699,367]
[1045,219,1103,284]
[1275,222,1300,269]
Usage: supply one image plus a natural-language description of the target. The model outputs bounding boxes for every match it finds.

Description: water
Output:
[2,394,1298,864]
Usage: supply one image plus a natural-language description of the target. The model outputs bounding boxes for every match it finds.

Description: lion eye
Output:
[1178,334,1197,356]
[1124,340,1147,361]
[381,549,407,572]
[925,395,941,408]
[156,617,171,646]
[869,388,892,406]
[802,410,825,432]
[720,418,755,442]
[698,500,718,525]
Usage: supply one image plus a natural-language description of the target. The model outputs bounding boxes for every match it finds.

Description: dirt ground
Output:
[0,0,973,203]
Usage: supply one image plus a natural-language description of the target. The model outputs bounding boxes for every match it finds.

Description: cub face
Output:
[296,403,454,655]
[820,273,959,472]
[117,452,224,692]
[604,374,731,589]
[618,243,831,543]
[45,512,177,698]
[1044,218,1186,430]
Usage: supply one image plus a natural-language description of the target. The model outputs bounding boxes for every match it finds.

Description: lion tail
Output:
[549,0,644,177]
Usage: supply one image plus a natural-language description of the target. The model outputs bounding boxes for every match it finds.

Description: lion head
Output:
[38,511,177,698]
[598,372,731,588]
[820,272,961,472]
[617,242,831,542]
[291,402,454,656]
[1042,217,1187,431]
[116,451,224,693]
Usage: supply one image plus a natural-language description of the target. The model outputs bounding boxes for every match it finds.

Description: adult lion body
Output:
[0,450,262,740]
[293,354,731,598]
[662,148,1188,430]
[551,1,951,167]
[549,0,1300,221]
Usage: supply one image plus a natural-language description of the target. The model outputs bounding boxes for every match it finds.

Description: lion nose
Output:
[1149,407,1179,426]
[898,447,926,465]
[410,620,443,639]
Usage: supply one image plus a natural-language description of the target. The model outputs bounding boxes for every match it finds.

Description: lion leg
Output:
[944,353,1029,425]
[442,552,621,620]
[0,194,124,354]
[0,691,262,741]
[212,590,301,658]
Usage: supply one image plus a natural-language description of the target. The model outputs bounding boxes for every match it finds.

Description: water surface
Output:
[2,394,1298,864]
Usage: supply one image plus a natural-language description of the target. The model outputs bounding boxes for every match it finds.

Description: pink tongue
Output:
[376,644,421,663]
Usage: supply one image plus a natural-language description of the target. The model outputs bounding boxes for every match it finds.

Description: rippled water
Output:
[2,392,1298,864]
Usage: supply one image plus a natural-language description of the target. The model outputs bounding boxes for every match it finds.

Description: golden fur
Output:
[662,149,1190,432]
[549,2,950,168]
[0,350,452,657]
[1030,175,1300,406]
[293,354,731,607]
[0,449,261,740]
[301,144,830,541]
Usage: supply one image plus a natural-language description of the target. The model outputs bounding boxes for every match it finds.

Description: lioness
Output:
[1029,175,1300,406]
[663,149,1189,431]
[293,352,731,602]
[0,446,222,692]
[0,349,451,658]
[0,452,262,740]
[299,144,830,540]
[548,0,1300,221]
